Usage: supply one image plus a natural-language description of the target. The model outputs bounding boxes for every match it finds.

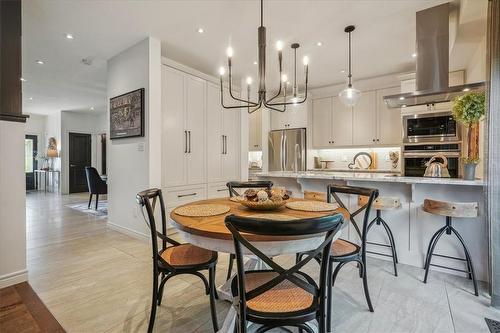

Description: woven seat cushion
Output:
[235,271,316,313]
[331,239,360,257]
[160,244,215,267]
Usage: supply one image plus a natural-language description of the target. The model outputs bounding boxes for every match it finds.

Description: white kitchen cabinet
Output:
[249,108,262,151]
[332,96,353,146]
[377,87,402,145]
[163,66,187,187]
[270,102,307,130]
[312,97,333,148]
[206,83,241,183]
[185,76,206,185]
[162,66,206,187]
[353,90,377,145]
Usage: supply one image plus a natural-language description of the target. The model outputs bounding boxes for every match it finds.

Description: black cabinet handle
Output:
[184,131,188,153]
[177,193,197,198]
[188,131,191,153]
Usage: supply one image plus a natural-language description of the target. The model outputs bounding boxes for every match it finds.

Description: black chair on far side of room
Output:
[225,212,344,333]
[85,166,107,210]
[137,188,219,333]
[225,180,273,281]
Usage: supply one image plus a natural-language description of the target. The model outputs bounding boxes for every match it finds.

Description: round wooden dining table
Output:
[169,197,349,333]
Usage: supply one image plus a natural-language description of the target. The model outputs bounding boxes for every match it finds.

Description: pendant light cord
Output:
[260,0,263,27]
[348,31,352,87]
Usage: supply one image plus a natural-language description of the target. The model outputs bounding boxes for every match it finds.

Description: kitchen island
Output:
[256,171,487,281]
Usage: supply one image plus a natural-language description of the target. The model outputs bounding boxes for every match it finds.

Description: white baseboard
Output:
[107,221,149,241]
[0,269,28,289]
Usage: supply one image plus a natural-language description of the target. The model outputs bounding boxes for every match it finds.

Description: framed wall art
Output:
[110,88,144,139]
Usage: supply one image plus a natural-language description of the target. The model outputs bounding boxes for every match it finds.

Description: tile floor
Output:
[26,191,500,332]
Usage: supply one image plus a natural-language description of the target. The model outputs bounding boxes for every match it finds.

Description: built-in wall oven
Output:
[403,143,461,178]
[403,111,460,143]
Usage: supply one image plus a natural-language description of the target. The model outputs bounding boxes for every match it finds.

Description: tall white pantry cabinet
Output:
[161,65,241,222]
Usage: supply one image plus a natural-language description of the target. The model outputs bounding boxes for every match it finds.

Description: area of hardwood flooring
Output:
[26,191,500,332]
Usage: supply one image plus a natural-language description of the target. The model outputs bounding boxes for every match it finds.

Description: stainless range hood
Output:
[384,3,485,108]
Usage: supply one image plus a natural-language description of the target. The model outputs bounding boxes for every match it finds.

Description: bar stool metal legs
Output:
[366,210,398,276]
[423,216,478,296]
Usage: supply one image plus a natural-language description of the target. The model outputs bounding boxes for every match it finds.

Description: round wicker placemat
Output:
[174,204,230,217]
[285,201,338,212]
[249,214,298,221]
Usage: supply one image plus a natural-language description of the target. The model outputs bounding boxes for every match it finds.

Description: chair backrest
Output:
[85,166,106,193]
[423,199,478,218]
[136,188,180,271]
[226,181,273,197]
[225,213,344,316]
[327,184,378,249]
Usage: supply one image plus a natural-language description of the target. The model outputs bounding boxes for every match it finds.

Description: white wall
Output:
[106,37,162,238]
[25,113,47,156]
[60,111,107,194]
[0,121,27,288]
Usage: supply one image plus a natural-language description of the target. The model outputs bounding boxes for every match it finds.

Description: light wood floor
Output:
[26,191,500,332]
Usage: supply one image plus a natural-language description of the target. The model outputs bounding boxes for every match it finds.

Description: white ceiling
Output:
[22,0,487,115]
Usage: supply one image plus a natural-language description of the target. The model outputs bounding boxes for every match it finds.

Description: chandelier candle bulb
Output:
[226,47,234,58]
[246,77,253,85]
[303,56,309,66]
[218,67,225,76]
[276,40,284,51]
[281,74,288,82]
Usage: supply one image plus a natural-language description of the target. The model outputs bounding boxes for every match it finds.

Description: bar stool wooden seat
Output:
[359,196,401,276]
[422,199,479,296]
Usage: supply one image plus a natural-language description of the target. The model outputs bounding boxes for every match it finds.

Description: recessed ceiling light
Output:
[412,53,417,58]
[197,28,204,34]
[65,33,74,40]
[253,61,258,65]
[340,70,345,73]
[317,41,323,46]
[402,104,407,108]
[90,107,95,111]
[29,97,33,100]
[20,77,26,82]
[399,96,405,100]
[36,60,45,65]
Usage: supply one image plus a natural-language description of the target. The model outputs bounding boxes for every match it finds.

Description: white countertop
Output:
[256,171,485,186]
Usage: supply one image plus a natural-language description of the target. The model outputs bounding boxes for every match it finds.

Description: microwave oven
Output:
[403,111,461,143]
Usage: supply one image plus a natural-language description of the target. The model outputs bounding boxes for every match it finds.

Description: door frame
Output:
[25,134,38,191]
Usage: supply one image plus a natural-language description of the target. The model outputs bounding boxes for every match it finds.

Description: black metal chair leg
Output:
[326,260,334,332]
[148,273,159,333]
[450,227,479,296]
[88,193,93,209]
[192,271,210,294]
[424,225,447,270]
[366,217,378,233]
[157,273,174,305]
[380,218,398,276]
[208,266,219,332]
[226,254,235,281]
[95,194,99,210]
[423,227,447,283]
[358,259,374,312]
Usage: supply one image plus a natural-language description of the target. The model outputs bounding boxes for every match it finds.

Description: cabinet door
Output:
[287,102,308,128]
[270,109,286,130]
[222,107,241,181]
[162,66,187,187]
[311,97,332,148]
[206,83,224,182]
[185,75,206,185]
[332,96,353,146]
[377,87,402,145]
[353,91,377,145]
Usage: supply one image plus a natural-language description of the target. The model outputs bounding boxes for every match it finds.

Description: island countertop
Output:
[256,171,485,186]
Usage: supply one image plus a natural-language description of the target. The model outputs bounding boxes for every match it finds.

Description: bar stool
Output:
[422,199,479,296]
[359,196,400,276]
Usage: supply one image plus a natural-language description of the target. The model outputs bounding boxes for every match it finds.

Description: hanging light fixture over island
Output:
[339,25,361,107]
[218,0,309,113]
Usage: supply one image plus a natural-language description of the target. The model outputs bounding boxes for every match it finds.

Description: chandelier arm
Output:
[263,102,286,112]
[220,79,258,109]
[247,100,263,114]
[267,70,308,106]
[227,66,259,106]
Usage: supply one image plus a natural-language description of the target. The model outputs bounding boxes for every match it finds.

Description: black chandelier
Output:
[218,0,309,113]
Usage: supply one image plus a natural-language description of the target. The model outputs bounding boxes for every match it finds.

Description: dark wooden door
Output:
[69,133,91,193]
[25,135,38,190]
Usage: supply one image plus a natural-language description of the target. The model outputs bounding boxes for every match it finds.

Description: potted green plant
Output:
[452,91,486,180]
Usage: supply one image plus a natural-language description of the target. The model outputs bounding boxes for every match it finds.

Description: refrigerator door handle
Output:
[280,133,284,171]
[283,133,287,171]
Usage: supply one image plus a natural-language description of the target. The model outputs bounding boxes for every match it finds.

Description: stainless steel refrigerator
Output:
[268,128,306,172]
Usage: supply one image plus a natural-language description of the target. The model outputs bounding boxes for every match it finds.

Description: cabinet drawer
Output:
[207,182,230,199]
[164,185,206,208]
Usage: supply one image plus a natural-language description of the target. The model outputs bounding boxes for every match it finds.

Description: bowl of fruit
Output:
[236,188,290,211]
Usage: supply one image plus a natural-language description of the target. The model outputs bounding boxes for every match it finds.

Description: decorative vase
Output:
[463,163,477,180]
